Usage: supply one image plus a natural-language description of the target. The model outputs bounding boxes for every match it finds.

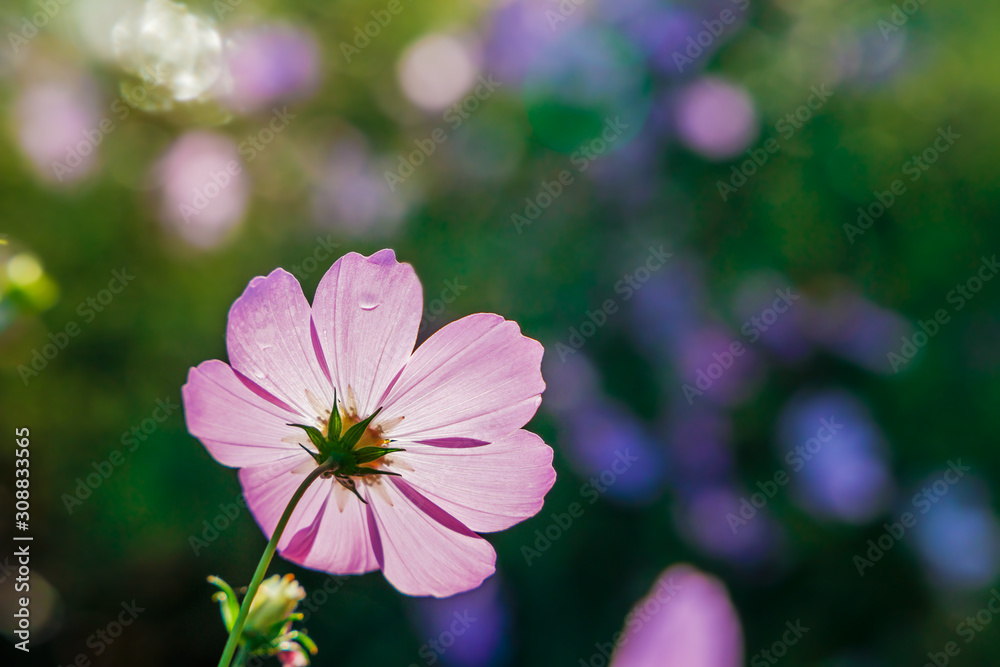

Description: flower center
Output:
[288,391,404,504]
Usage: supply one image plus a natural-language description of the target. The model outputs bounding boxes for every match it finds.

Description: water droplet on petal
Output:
[358,298,380,311]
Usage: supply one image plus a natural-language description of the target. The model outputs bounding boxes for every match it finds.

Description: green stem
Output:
[232,645,248,667]
[217,458,337,667]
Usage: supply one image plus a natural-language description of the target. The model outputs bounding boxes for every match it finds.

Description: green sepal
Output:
[339,407,383,450]
[336,477,368,504]
[328,389,342,440]
[207,575,240,633]
[288,423,328,455]
[352,446,405,464]
[289,630,318,655]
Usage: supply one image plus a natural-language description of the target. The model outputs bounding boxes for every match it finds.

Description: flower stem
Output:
[217,458,337,667]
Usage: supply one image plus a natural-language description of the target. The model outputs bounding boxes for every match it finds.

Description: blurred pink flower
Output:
[224,24,320,112]
[610,565,743,667]
[675,77,758,160]
[182,250,555,597]
[155,131,248,248]
[14,77,101,184]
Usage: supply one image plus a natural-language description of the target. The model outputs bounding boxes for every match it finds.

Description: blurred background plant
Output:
[1,0,999,664]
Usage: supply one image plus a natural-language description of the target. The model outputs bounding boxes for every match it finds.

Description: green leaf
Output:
[207,576,240,633]
[288,423,328,454]
[339,407,383,450]
[352,446,405,464]
[336,477,368,504]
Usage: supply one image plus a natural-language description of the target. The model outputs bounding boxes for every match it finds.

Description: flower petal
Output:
[367,478,497,597]
[378,314,545,442]
[312,250,423,418]
[183,360,305,467]
[227,269,334,420]
[611,565,743,667]
[391,430,556,533]
[280,483,380,575]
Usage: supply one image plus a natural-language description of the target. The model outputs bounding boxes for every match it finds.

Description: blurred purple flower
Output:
[730,273,813,364]
[610,564,743,667]
[802,288,911,374]
[14,76,102,184]
[665,406,734,488]
[678,484,785,568]
[223,24,320,112]
[777,389,894,524]
[674,77,758,160]
[911,478,1000,591]
[310,132,412,237]
[675,324,764,407]
[483,0,575,84]
[557,398,667,505]
[155,131,248,248]
[409,576,508,667]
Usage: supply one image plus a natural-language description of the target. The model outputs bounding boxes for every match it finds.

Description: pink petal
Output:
[368,478,497,597]
[611,565,743,667]
[312,249,423,418]
[392,430,556,533]
[183,360,305,467]
[280,482,380,575]
[239,457,379,572]
[378,314,545,442]
[227,269,334,420]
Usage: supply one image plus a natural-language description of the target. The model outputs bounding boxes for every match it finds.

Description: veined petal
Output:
[367,478,496,598]
[183,360,306,467]
[280,483,380,575]
[227,269,334,420]
[378,314,545,442]
[239,454,329,553]
[312,250,423,418]
[392,430,556,533]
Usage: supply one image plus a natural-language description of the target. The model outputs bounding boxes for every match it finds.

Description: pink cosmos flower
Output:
[182,249,555,597]
[610,565,743,667]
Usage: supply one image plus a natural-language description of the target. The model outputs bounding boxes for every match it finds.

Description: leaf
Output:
[352,446,406,464]
[339,407,383,450]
